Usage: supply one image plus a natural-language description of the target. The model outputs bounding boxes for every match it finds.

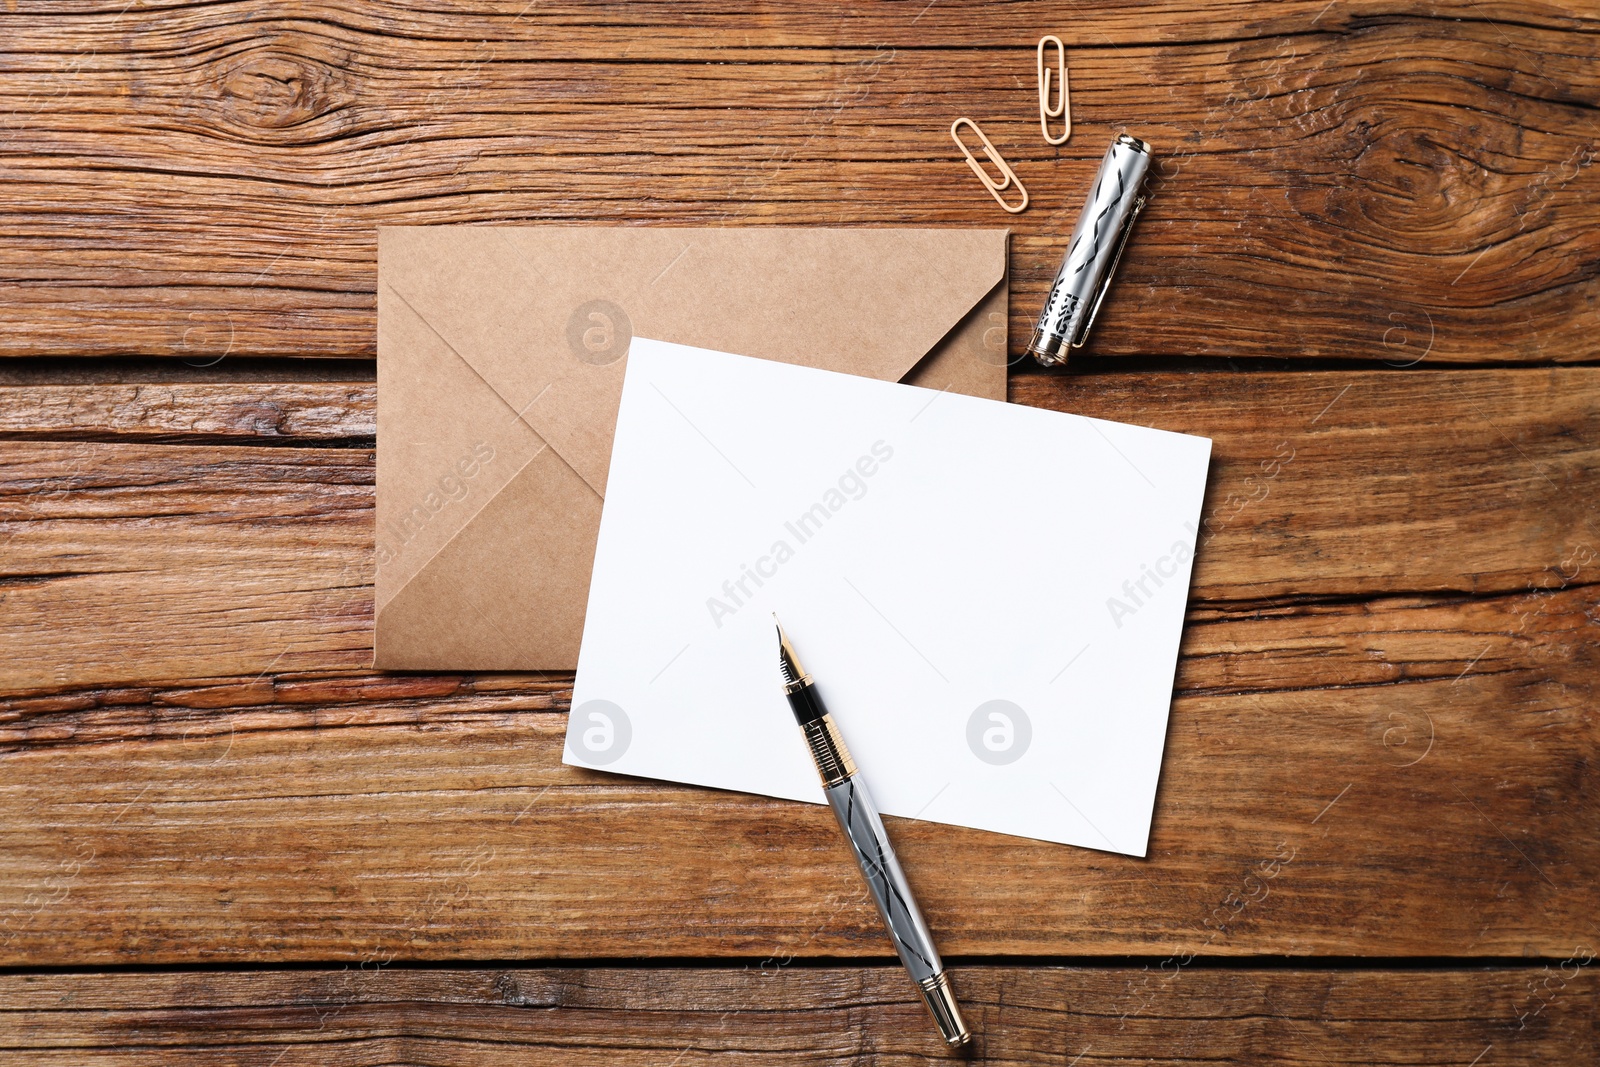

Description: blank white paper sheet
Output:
[565,338,1211,855]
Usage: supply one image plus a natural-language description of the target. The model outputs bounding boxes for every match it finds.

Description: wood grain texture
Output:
[0,383,374,443]
[2,965,1596,1065]
[2,4,1598,1054]
[1,581,1593,964]
[3,370,1595,691]
[1,3,1597,361]
[1,366,1595,964]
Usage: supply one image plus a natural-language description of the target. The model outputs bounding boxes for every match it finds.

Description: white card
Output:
[566,338,1211,855]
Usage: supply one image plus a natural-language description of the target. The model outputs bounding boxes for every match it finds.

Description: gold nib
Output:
[774,615,810,691]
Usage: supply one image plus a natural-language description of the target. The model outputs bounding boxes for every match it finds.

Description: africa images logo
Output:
[569,700,631,766]
[705,440,894,628]
[375,441,496,568]
[1105,521,1198,629]
[566,299,631,365]
[966,700,1032,765]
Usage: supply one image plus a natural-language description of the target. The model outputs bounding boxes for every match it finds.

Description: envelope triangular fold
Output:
[375,279,548,614]
[374,447,600,669]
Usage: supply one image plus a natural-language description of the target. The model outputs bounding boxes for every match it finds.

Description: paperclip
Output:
[1037,35,1071,146]
[950,117,1029,214]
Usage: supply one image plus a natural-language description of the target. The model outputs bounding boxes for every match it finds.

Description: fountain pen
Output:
[775,619,970,1047]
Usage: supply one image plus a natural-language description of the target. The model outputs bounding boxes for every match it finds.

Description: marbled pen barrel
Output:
[777,624,968,1047]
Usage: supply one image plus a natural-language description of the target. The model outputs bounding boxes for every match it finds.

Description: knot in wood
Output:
[217,46,345,135]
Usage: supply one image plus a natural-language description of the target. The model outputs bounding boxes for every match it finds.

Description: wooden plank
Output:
[2,370,1595,691]
[1,6,1596,360]
[1,965,1595,1064]
[1,582,1594,964]
[0,383,374,443]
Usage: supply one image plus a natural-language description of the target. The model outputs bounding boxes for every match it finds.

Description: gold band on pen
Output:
[800,715,857,787]
[918,972,972,1047]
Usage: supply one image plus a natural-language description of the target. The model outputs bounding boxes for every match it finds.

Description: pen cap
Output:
[1027,134,1152,366]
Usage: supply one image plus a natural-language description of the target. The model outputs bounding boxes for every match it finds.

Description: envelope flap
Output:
[599,227,1010,383]
[379,227,1008,498]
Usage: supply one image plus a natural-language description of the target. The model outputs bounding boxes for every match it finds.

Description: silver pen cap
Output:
[1027,133,1152,366]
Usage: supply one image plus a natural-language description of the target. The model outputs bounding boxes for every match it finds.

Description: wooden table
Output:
[3,2,1597,1063]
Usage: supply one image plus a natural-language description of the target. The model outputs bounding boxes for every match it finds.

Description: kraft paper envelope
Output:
[567,340,1212,854]
[375,227,1010,669]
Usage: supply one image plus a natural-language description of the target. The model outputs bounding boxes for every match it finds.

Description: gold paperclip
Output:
[950,117,1029,214]
[1037,35,1071,145]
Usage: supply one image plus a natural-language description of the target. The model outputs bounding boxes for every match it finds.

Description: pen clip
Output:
[1073,191,1145,348]
[950,117,1030,214]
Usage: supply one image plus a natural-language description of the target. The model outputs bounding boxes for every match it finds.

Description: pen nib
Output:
[774,615,807,687]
